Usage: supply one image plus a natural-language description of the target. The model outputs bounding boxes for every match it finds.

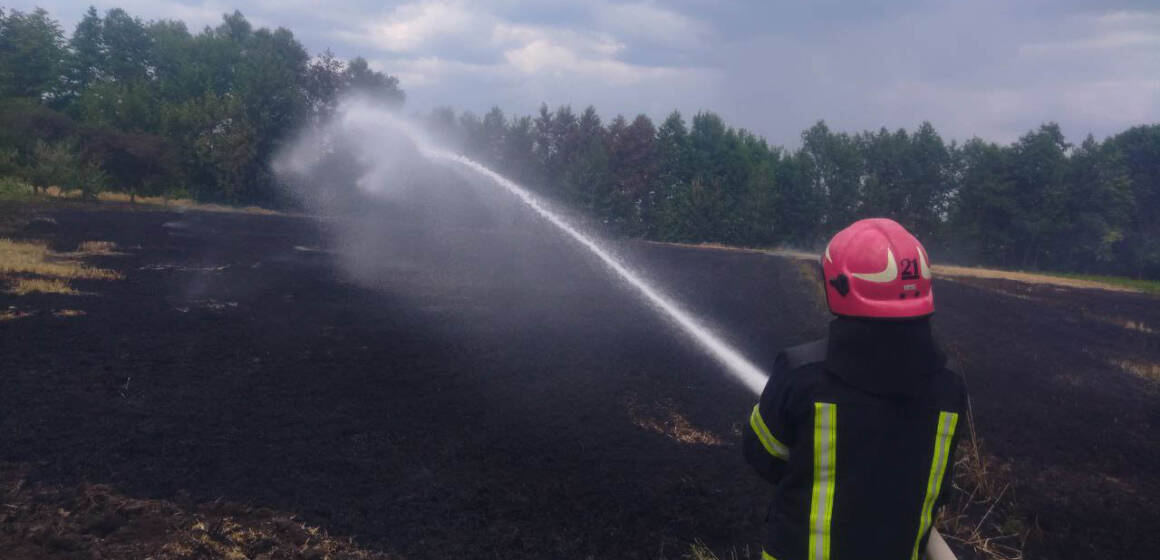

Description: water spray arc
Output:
[439,153,769,395]
[352,108,769,395]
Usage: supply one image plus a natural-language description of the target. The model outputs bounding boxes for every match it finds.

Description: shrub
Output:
[0,175,33,200]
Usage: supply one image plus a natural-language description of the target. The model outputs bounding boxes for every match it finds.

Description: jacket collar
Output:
[824,316,946,397]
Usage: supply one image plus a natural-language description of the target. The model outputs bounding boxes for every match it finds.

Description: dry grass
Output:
[1121,320,1154,334]
[0,307,34,321]
[680,540,753,560]
[6,277,78,295]
[1108,359,1160,383]
[625,397,727,446]
[0,239,122,280]
[0,238,122,295]
[685,540,722,560]
[40,186,281,215]
[1087,315,1155,335]
[72,240,122,256]
[52,308,86,318]
[936,348,1028,560]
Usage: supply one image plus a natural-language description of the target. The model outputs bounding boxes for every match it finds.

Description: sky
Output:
[10,0,1160,147]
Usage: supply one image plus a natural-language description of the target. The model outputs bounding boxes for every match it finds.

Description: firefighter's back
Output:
[756,334,967,560]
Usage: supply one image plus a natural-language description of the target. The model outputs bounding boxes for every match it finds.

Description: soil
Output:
[1,201,1156,559]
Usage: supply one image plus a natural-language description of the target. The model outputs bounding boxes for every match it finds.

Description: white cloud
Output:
[339,2,707,109]
[375,55,495,88]
[503,39,681,85]
[491,22,624,58]
[594,1,712,48]
[338,1,479,52]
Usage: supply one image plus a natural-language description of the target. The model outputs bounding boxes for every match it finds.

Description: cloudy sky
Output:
[12,0,1160,147]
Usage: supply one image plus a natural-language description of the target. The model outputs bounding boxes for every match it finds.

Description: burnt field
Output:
[1,202,1157,559]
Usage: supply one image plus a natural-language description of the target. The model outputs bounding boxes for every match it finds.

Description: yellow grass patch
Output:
[1109,359,1160,383]
[0,238,122,295]
[625,397,727,446]
[41,186,281,215]
[0,239,121,280]
[73,240,122,255]
[1121,320,1154,334]
[52,308,86,318]
[0,308,34,321]
[7,277,77,295]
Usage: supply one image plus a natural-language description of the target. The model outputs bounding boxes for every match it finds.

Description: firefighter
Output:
[744,218,968,560]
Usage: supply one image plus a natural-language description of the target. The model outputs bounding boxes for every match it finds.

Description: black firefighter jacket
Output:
[743,317,968,560]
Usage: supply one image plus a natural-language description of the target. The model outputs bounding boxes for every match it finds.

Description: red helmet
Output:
[821,218,934,318]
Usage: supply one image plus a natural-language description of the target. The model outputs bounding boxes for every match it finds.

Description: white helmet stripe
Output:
[851,247,899,283]
[918,245,931,280]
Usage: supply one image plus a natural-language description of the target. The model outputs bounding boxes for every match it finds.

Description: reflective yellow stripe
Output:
[762,551,779,560]
[750,404,790,460]
[808,402,837,560]
[911,411,959,560]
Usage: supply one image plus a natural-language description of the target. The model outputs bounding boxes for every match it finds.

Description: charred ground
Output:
[1,202,1157,559]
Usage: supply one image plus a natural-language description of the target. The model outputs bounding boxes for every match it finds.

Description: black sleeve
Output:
[743,352,796,485]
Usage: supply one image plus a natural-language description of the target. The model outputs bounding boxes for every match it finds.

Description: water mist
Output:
[277,98,770,396]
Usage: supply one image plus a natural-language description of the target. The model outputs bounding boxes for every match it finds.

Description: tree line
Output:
[1,6,1157,279]
[0,6,402,205]
[427,105,1158,279]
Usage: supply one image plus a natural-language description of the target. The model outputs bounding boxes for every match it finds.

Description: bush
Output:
[73,160,109,201]
[0,175,33,199]
[31,139,76,194]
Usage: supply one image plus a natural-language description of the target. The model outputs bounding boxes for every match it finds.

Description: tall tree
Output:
[560,105,608,211]
[801,121,862,230]
[947,138,1017,265]
[304,49,345,123]
[1107,125,1160,278]
[101,8,151,84]
[61,6,104,101]
[0,8,65,99]
[501,115,537,187]
[1055,135,1132,271]
[607,114,658,234]
[1009,123,1070,268]
[478,106,507,167]
[344,56,404,105]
